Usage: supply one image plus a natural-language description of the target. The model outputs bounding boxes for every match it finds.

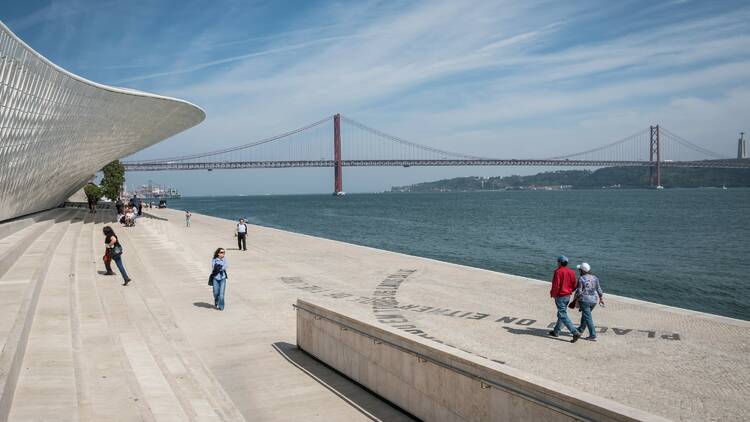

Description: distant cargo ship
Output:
[124,181,181,199]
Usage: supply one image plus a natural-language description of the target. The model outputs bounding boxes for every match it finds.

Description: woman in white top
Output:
[575,263,604,341]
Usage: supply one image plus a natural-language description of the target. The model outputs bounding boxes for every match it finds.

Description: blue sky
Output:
[3,0,750,195]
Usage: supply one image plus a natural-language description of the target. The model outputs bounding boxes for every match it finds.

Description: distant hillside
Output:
[390,167,750,192]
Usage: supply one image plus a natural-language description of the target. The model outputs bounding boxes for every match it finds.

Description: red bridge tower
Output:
[333,114,343,195]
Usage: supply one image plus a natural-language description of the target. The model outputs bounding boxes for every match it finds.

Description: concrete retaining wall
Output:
[295,299,669,422]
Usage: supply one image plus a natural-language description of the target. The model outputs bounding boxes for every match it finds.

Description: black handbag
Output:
[112,244,123,256]
[208,275,213,286]
[568,294,579,309]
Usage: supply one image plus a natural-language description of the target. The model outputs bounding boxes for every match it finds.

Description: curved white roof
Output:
[0,20,206,221]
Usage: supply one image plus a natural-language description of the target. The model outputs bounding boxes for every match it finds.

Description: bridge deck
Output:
[123,158,750,171]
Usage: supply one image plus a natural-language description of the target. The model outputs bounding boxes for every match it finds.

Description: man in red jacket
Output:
[549,255,581,342]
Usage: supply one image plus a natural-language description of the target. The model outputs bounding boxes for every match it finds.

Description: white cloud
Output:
[111,0,750,193]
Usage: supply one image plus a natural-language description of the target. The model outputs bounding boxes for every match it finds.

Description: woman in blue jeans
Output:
[210,248,228,310]
[575,262,604,341]
[103,226,131,286]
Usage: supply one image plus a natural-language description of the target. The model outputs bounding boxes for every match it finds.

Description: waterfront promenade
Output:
[0,207,748,421]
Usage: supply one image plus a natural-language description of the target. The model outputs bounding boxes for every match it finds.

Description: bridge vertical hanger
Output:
[649,125,661,187]
[333,114,343,195]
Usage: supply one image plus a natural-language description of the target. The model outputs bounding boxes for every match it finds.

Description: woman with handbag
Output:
[209,248,228,310]
[575,262,604,341]
[103,226,132,285]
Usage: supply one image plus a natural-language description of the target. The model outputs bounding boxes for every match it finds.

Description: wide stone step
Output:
[68,212,148,421]
[0,210,80,420]
[127,210,411,421]
[0,209,71,279]
[83,215,239,422]
[0,209,56,242]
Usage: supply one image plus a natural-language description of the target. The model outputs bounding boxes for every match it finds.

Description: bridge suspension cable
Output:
[340,116,487,160]
[124,115,333,164]
[547,129,650,161]
[660,127,727,159]
[122,113,749,185]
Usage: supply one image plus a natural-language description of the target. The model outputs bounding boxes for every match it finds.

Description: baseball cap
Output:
[577,262,591,272]
[557,255,568,263]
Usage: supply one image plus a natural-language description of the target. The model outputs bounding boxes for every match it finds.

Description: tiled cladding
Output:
[0,21,205,221]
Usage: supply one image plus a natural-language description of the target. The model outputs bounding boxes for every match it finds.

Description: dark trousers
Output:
[237,233,246,250]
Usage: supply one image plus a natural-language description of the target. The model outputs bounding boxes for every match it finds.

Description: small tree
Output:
[100,160,125,201]
[83,183,102,204]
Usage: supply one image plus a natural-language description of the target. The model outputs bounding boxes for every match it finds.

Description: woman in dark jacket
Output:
[103,226,131,285]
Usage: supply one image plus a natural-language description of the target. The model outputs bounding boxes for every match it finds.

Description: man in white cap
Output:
[549,255,581,342]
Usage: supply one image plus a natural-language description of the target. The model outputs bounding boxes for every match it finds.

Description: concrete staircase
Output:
[0,209,246,422]
[0,209,77,418]
[0,208,413,421]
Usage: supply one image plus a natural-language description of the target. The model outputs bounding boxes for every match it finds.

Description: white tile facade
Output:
[0,21,205,221]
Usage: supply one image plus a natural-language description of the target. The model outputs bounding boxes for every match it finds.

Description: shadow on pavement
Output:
[271,341,418,422]
[193,301,215,309]
[503,326,573,342]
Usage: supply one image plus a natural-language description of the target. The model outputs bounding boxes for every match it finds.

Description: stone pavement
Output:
[0,208,412,422]
[1,206,748,421]
[144,208,748,422]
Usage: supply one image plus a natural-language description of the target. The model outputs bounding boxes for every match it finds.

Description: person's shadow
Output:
[193,302,215,309]
[503,326,571,342]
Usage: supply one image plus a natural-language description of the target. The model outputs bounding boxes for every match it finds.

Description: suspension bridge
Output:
[122,114,750,194]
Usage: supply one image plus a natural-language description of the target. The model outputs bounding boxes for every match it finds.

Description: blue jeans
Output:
[112,255,130,281]
[213,277,226,310]
[578,302,597,337]
[553,296,578,334]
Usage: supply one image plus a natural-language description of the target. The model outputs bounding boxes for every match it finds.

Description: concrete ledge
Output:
[296,299,670,422]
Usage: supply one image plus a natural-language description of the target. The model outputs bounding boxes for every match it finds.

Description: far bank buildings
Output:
[0,21,205,222]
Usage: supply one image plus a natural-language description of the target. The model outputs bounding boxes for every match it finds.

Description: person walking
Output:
[210,248,228,310]
[185,210,192,227]
[549,255,581,342]
[103,226,132,286]
[115,197,124,215]
[575,262,604,341]
[236,218,247,251]
[131,194,142,216]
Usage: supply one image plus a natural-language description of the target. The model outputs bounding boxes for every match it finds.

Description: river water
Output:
[166,189,750,320]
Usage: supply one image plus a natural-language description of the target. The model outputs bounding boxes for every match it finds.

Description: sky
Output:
[3,0,750,195]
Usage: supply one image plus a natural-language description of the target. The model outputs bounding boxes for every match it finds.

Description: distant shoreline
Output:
[390,167,750,193]
[172,186,750,198]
